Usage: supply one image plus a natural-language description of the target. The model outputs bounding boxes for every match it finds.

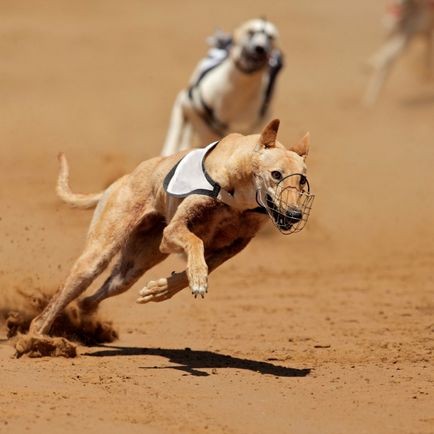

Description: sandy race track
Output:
[1,1,433,433]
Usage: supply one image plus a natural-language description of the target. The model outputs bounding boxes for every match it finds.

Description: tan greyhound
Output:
[18,120,313,356]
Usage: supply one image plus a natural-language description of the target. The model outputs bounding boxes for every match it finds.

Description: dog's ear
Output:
[289,132,310,158]
[258,119,280,148]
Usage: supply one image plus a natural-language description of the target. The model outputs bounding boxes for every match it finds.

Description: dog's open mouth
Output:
[266,194,303,232]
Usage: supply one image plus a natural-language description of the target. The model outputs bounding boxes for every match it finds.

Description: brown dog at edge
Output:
[17,119,311,356]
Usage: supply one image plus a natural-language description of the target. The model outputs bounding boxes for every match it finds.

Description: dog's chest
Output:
[200,63,268,131]
[192,207,265,250]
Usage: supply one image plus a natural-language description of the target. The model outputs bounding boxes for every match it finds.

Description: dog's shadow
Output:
[85,345,311,378]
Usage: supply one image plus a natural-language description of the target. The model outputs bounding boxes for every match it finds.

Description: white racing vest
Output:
[163,142,267,212]
[164,142,221,198]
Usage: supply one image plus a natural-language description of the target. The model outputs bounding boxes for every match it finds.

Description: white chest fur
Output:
[199,60,268,133]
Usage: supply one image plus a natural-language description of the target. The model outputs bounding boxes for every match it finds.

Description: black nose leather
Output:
[254,45,266,55]
[286,208,302,223]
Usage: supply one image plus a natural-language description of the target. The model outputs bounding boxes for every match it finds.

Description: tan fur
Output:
[259,118,280,148]
[56,153,103,209]
[24,120,311,346]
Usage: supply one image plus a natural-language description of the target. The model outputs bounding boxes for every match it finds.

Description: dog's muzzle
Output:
[255,173,315,235]
[241,46,269,70]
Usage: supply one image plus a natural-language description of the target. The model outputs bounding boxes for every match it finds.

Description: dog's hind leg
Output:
[137,237,251,303]
[28,240,120,336]
[161,92,187,156]
[16,239,121,357]
[78,219,168,313]
[28,190,147,337]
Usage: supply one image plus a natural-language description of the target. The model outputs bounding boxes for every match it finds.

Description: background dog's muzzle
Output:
[256,173,315,235]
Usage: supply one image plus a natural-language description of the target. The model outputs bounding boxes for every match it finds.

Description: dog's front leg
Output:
[161,92,187,156]
[137,237,252,303]
[161,226,208,298]
[160,196,214,298]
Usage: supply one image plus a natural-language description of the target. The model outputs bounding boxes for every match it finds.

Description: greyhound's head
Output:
[252,119,314,234]
[232,18,279,73]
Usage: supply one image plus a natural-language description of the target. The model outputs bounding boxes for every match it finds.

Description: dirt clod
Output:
[1,287,118,357]
[15,334,77,358]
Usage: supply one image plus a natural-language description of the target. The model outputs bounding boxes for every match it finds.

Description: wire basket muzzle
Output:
[256,174,315,235]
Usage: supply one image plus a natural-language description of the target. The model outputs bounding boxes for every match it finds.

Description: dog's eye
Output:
[271,171,283,181]
[247,30,255,38]
[300,175,307,186]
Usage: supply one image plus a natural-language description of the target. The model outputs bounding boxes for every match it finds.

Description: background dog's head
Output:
[253,120,313,234]
[231,18,279,72]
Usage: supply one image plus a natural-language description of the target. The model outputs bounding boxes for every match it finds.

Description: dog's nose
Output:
[285,207,303,223]
[254,44,266,55]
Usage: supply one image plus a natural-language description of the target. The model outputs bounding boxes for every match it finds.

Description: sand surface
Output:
[1,1,433,433]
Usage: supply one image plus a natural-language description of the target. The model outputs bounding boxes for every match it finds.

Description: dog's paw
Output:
[189,273,208,299]
[136,278,169,304]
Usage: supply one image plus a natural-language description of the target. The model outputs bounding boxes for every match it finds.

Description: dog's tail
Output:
[56,153,103,209]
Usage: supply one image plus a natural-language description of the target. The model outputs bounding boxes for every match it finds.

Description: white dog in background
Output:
[364,0,434,106]
[161,18,284,156]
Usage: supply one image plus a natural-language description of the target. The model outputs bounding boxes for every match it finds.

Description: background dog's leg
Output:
[364,33,409,106]
[137,238,251,303]
[79,221,167,312]
[179,123,193,150]
[161,92,186,156]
